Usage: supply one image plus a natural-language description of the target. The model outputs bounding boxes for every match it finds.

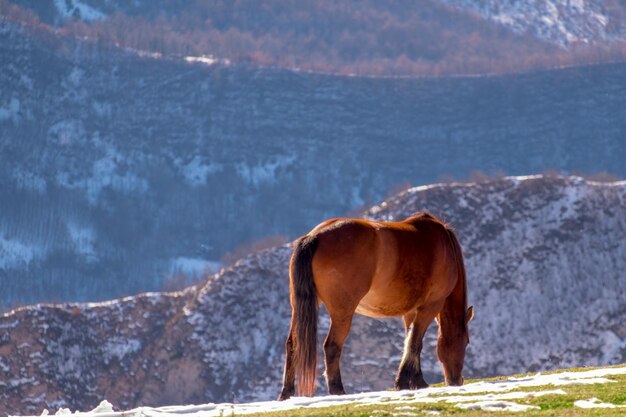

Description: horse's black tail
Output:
[290,234,319,397]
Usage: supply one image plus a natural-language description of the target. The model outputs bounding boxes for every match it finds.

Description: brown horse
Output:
[278,212,473,400]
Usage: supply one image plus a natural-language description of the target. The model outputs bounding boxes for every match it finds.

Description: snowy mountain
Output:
[2,18,626,308]
[1,175,624,416]
[441,0,626,45]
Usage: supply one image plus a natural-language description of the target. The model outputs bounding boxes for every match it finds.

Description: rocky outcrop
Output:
[1,175,624,415]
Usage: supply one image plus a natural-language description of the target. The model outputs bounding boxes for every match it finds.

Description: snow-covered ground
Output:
[30,366,626,416]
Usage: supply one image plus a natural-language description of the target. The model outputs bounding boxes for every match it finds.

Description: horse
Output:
[278,212,474,400]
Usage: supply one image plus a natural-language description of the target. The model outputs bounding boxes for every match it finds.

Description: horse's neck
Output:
[438,291,467,338]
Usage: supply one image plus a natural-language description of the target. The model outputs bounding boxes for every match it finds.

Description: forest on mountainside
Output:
[4,0,626,76]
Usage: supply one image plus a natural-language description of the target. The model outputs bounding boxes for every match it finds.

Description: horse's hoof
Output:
[277,390,293,401]
[328,380,346,396]
[411,381,429,390]
[395,381,429,390]
[395,376,429,391]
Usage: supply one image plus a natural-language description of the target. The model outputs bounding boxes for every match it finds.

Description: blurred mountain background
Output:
[1,0,625,308]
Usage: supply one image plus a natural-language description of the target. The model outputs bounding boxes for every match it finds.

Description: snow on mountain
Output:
[168,257,220,279]
[441,0,626,45]
[0,235,40,269]
[52,0,105,22]
[1,175,624,416]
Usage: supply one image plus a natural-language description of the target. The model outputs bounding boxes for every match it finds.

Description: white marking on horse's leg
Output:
[400,324,415,367]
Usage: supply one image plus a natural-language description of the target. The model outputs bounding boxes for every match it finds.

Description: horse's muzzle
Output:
[446,376,464,386]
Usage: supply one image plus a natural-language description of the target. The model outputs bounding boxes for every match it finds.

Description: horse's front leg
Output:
[324,315,353,395]
[395,305,440,390]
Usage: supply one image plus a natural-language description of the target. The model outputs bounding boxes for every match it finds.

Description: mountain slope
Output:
[6,0,562,76]
[7,0,626,76]
[442,0,626,46]
[2,19,626,308]
[1,175,624,415]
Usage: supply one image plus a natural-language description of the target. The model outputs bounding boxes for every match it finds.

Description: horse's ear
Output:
[466,306,474,323]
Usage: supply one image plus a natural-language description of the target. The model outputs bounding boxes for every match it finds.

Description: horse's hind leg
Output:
[278,326,296,400]
[324,315,353,395]
[395,303,441,390]
[402,311,417,334]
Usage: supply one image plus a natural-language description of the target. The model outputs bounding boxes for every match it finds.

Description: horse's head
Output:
[437,305,474,386]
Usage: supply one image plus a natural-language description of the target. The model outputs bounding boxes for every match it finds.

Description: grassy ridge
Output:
[257,365,626,417]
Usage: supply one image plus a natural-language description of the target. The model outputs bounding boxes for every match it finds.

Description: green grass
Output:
[250,364,626,417]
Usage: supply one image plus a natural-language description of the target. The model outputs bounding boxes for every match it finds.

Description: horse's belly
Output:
[355,293,414,318]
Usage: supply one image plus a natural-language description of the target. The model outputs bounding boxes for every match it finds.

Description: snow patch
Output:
[574,397,626,409]
[0,357,9,372]
[0,236,40,269]
[103,338,142,362]
[67,67,85,87]
[54,344,83,379]
[8,377,36,388]
[456,400,539,412]
[12,170,47,193]
[184,55,231,66]
[56,141,148,204]
[66,222,97,261]
[441,0,624,46]
[508,174,543,185]
[179,157,223,186]
[600,331,626,363]
[169,257,220,278]
[53,0,105,22]
[235,155,295,186]
[0,97,20,123]
[47,119,86,146]
[91,101,112,119]
[0,320,19,329]
[184,56,218,66]
[89,401,115,414]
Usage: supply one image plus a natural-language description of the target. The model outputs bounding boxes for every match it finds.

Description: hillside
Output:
[4,0,626,76]
[35,365,626,416]
[442,0,626,46]
[1,175,624,416]
[1,18,626,308]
